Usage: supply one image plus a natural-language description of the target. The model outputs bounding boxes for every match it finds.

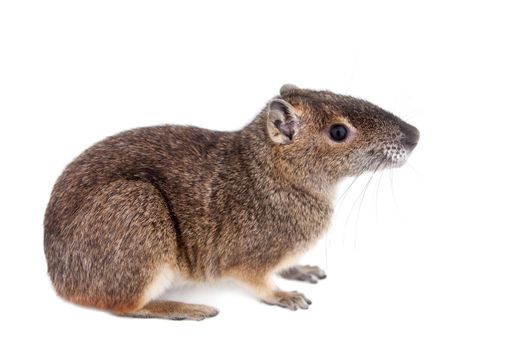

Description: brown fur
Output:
[44,84,419,320]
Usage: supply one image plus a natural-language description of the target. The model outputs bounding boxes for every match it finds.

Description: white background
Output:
[1,1,524,349]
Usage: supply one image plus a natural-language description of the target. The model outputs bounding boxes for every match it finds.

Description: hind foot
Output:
[115,300,219,321]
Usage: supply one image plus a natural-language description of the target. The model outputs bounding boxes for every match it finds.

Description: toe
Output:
[310,266,326,279]
[306,275,319,284]
[295,296,310,309]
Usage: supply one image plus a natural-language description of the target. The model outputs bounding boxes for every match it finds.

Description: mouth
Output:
[357,145,411,174]
[352,138,416,176]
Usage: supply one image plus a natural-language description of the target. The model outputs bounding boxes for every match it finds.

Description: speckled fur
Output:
[44,85,419,319]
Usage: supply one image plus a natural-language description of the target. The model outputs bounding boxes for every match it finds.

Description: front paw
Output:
[263,291,312,311]
[279,265,327,284]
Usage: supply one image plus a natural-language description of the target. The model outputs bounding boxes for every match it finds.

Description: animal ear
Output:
[280,84,299,96]
[266,99,300,145]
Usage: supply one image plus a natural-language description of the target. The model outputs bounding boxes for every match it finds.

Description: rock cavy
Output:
[44,84,419,320]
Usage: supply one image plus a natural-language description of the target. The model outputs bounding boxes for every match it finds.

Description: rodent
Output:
[44,84,419,320]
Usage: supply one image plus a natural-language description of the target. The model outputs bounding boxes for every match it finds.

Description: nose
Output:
[400,122,420,150]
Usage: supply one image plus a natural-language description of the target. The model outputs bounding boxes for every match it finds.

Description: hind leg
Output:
[115,258,218,321]
[48,179,217,320]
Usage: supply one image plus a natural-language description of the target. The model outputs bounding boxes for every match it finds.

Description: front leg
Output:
[279,265,327,283]
[230,270,311,311]
[264,290,312,310]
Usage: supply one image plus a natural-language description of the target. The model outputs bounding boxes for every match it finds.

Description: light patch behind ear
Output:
[266,99,299,145]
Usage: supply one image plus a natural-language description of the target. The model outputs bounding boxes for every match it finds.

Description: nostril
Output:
[403,138,418,149]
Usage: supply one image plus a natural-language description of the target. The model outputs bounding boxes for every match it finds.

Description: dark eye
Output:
[329,124,348,142]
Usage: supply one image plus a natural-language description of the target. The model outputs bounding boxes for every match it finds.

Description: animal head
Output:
[264,84,419,181]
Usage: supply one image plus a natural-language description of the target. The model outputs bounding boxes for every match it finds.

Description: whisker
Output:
[324,229,329,270]
[341,179,365,247]
[353,171,376,250]
[405,160,423,178]
[343,159,384,249]
[334,173,363,211]
[389,167,401,217]
[327,164,367,268]
[355,160,385,247]
[375,168,385,222]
